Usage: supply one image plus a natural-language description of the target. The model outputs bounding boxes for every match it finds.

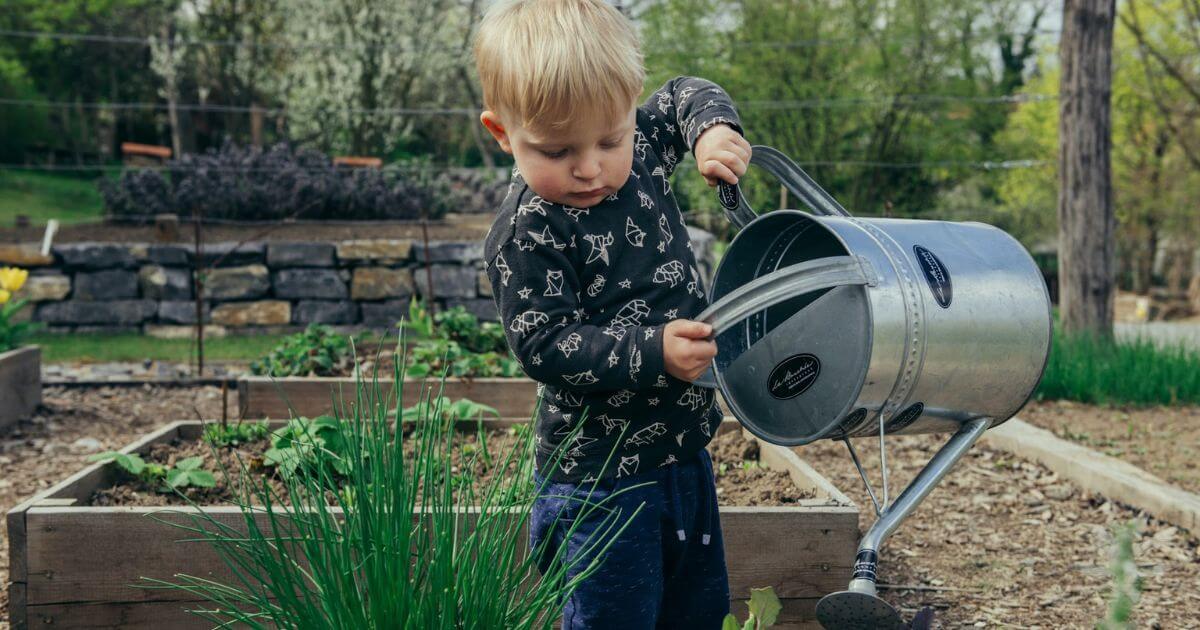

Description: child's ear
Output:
[480,111,513,155]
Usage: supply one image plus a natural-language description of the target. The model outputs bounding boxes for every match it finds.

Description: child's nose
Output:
[573,156,602,181]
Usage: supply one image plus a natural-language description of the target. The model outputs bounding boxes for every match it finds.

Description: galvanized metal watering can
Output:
[692,146,1052,629]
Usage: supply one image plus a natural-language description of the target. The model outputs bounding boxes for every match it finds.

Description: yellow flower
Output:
[0,289,10,305]
[0,267,28,293]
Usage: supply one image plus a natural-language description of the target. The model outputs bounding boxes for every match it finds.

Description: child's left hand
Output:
[693,124,752,187]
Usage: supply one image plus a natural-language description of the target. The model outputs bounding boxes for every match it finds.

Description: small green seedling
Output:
[723,586,781,630]
[87,451,217,492]
[203,420,271,447]
[166,457,217,488]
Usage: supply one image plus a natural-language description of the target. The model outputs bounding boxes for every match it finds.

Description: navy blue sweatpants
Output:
[529,449,730,630]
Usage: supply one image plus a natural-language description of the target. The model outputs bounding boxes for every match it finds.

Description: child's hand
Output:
[693,124,752,187]
[663,319,717,382]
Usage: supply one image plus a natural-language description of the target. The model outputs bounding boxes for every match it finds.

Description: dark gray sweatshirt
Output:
[483,76,744,483]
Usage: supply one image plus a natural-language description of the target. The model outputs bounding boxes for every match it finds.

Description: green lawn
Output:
[28,332,296,363]
[0,171,109,227]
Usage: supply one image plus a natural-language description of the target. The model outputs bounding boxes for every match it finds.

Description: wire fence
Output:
[0,158,1050,175]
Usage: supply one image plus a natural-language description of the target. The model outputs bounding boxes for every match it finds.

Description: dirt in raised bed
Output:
[83,425,810,508]
[1019,399,1200,495]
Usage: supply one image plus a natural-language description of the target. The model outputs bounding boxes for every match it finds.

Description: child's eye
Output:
[542,149,567,159]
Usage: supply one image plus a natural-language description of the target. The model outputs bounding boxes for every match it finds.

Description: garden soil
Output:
[2,385,1198,628]
[86,425,810,509]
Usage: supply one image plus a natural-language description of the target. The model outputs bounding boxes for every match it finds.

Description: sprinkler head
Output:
[815,590,903,630]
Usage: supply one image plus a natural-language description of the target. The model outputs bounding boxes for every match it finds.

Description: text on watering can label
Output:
[767,353,821,400]
[913,244,953,308]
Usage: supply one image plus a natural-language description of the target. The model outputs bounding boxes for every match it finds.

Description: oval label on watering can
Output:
[913,245,952,308]
[885,402,925,432]
[767,353,821,399]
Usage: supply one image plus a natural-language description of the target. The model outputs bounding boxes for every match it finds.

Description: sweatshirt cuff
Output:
[631,323,667,389]
[686,108,744,150]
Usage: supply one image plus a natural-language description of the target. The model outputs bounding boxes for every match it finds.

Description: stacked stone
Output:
[0,229,715,335]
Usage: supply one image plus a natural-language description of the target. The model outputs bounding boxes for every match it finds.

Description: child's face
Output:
[481,104,636,208]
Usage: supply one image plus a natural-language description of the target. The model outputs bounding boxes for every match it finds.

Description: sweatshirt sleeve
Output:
[636,76,745,179]
[485,225,667,393]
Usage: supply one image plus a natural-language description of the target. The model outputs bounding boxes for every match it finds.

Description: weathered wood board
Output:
[238,375,543,419]
[0,345,40,433]
[985,418,1200,533]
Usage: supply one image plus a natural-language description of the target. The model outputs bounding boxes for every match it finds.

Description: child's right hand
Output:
[663,319,717,382]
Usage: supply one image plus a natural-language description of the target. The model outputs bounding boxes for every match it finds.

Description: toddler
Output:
[475,1,751,627]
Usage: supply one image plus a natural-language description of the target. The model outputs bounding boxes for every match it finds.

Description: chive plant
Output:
[142,326,642,629]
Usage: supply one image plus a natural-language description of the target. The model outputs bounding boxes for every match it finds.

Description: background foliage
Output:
[0,0,1196,270]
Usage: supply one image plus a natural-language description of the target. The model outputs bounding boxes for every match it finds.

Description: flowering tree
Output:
[281,0,474,157]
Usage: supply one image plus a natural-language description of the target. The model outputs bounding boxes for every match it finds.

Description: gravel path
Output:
[2,386,1197,628]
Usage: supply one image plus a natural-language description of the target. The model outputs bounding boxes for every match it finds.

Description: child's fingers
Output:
[672,320,713,338]
[701,160,739,186]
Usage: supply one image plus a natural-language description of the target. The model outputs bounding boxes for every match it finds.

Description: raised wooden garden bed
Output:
[0,345,40,434]
[6,419,857,629]
[238,374,543,419]
[239,374,733,422]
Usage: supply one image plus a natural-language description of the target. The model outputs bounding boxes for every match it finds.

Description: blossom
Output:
[0,289,9,305]
[0,267,28,293]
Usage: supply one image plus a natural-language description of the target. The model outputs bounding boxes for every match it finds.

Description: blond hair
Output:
[473,0,645,132]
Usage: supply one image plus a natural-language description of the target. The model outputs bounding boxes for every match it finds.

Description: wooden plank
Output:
[238,376,542,420]
[27,601,217,629]
[0,345,40,433]
[24,503,855,606]
[721,507,857,600]
[25,596,821,629]
[984,418,1200,533]
[7,579,27,630]
[25,507,267,605]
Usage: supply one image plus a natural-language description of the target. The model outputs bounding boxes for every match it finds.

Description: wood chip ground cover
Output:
[1021,400,1200,494]
[1,386,1197,628]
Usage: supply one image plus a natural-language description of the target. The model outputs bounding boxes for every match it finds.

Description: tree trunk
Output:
[1058,0,1116,337]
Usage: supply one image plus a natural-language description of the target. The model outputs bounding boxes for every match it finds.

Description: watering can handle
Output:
[690,255,875,388]
[695,255,875,337]
[716,145,852,229]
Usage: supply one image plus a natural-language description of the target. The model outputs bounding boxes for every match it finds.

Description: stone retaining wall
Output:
[0,228,716,336]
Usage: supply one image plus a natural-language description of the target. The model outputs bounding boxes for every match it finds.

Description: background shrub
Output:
[98,142,509,222]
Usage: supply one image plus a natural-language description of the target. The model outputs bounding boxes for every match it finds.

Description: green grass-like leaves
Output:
[1036,328,1200,406]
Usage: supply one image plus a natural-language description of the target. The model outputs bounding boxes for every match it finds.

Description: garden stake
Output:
[694,146,1051,629]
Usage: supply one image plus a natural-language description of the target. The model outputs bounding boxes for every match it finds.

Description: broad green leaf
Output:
[166,468,188,488]
[176,456,203,471]
[189,470,217,488]
[748,587,781,628]
[721,614,740,630]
